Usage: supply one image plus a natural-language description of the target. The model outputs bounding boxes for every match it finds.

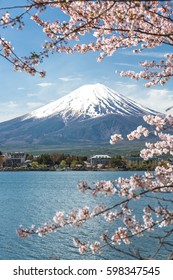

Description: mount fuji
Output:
[0,83,157,149]
[23,83,155,121]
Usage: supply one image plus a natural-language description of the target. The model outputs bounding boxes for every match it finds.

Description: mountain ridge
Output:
[0,83,158,149]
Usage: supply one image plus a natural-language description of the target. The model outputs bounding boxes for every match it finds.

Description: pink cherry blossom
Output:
[0,1,172,83]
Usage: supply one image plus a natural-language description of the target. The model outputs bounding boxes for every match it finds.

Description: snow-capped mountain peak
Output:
[0,83,159,148]
[23,83,155,122]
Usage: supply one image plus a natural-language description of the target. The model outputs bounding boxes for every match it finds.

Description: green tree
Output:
[37,154,53,165]
[71,160,79,168]
[60,160,66,167]
[110,156,127,169]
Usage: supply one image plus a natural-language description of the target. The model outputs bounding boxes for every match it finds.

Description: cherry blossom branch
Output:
[16,183,172,237]
[0,1,172,82]
[105,226,173,260]
[72,216,172,257]
[0,36,46,77]
[146,228,173,259]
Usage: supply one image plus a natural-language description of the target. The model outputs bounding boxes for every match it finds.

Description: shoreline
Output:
[0,167,149,172]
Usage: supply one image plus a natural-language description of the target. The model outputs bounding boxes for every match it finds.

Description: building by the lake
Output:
[90,154,111,167]
[127,156,159,169]
[4,152,26,167]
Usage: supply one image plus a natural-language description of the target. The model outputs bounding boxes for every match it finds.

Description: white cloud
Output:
[17,87,25,90]
[114,82,137,90]
[6,101,18,109]
[26,102,44,110]
[115,81,124,86]
[37,82,55,87]
[123,50,166,58]
[0,99,45,122]
[115,62,139,68]
[58,76,81,82]
[126,88,173,113]
[125,84,138,89]
[144,89,173,113]
[0,101,19,122]
[27,92,40,97]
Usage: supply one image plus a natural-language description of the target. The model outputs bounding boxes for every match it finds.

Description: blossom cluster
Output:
[111,227,130,245]
[127,125,149,141]
[110,114,173,161]
[0,38,12,57]
[110,133,124,144]
[140,115,173,160]
[143,115,173,131]
[73,237,101,254]
[1,12,11,25]
[120,54,173,87]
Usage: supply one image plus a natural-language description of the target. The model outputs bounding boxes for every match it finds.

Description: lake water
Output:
[0,171,171,260]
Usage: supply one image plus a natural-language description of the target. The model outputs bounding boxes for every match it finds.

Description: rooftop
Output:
[90,155,111,159]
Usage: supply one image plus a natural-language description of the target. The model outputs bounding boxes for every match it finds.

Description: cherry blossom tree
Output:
[17,114,173,259]
[0,0,172,259]
[0,0,172,85]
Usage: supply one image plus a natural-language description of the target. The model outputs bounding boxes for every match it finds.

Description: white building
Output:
[90,155,111,167]
[5,152,26,167]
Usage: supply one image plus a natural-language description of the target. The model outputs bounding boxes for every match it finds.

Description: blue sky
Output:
[0,2,172,122]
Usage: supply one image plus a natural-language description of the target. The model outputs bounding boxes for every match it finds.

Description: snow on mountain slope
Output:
[23,83,156,122]
[0,83,160,148]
